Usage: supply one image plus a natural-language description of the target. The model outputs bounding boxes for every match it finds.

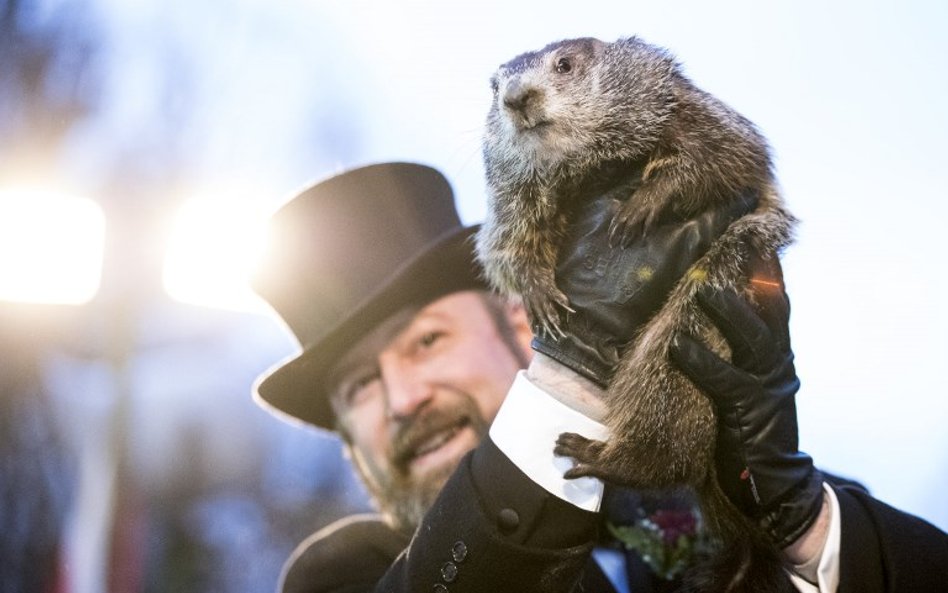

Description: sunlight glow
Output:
[0,189,106,305]
[162,197,271,312]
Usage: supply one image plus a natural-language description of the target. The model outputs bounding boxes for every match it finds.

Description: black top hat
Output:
[252,162,486,430]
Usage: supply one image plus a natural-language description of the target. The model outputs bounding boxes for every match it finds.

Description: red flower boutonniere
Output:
[607,507,711,580]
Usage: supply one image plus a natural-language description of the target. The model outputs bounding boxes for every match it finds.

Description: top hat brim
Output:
[253,224,485,430]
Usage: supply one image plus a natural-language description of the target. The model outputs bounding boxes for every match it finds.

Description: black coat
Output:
[282,438,948,593]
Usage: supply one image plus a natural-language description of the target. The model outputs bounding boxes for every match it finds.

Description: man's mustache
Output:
[389,404,471,472]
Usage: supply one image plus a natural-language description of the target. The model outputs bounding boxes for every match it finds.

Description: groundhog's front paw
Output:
[609,206,659,247]
[555,432,608,480]
[609,189,669,247]
[522,285,573,339]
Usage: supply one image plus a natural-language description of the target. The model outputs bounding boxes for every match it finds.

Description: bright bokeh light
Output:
[0,189,106,305]
[163,196,271,312]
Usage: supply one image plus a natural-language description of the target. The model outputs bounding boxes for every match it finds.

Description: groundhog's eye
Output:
[554,57,572,74]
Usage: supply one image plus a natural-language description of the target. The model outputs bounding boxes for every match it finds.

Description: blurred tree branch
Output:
[0,0,100,177]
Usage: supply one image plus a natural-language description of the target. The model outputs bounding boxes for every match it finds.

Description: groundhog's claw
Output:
[522,285,572,339]
[522,292,562,339]
[609,206,665,247]
[557,432,609,480]
[555,432,605,460]
[610,186,670,247]
[563,464,601,480]
[608,212,643,247]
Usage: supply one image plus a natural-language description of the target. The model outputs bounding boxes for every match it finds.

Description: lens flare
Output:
[0,189,106,305]
[162,196,271,312]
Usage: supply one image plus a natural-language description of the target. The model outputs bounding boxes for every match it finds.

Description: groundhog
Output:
[476,36,798,592]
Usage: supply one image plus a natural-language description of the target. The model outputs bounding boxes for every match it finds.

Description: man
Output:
[251,162,947,592]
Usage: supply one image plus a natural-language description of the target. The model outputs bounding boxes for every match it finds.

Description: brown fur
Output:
[476,36,797,592]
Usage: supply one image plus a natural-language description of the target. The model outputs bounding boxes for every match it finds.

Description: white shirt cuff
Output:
[489,370,610,512]
[787,483,842,592]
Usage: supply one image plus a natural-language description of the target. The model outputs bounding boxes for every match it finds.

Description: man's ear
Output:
[505,297,535,359]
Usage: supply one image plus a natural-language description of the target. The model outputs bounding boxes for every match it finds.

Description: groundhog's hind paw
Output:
[564,463,607,480]
[556,433,615,480]
[555,432,605,461]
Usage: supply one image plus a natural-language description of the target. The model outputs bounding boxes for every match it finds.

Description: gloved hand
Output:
[669,256,824,548]
[530,181,758,387]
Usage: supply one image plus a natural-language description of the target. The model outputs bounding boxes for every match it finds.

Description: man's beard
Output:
[351,392,490,534]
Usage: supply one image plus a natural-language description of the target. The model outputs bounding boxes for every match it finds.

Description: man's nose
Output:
[380,356,432,420]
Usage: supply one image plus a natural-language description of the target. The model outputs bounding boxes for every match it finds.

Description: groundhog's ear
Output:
[590,37,609,54]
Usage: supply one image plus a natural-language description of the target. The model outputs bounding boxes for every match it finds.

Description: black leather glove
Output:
[669,257,824,548]
[531,184,758,387]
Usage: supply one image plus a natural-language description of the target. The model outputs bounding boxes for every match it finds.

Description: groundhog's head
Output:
[484,36,681,175]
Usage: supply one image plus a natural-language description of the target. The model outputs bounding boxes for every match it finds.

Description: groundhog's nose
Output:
[503,80,540,114]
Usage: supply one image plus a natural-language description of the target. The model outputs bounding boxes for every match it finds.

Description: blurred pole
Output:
[59,302,134,593]
[105,297,146,593]
[61,197,154,593]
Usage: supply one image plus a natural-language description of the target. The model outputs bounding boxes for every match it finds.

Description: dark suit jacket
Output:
[281,438,948,593]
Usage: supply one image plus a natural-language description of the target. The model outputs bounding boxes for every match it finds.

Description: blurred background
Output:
[1,0,945,591]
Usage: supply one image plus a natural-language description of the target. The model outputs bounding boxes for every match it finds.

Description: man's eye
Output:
[341,372,379,407]
[418,331,442,349]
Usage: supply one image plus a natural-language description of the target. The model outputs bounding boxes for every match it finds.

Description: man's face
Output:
[327,291,532,532]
